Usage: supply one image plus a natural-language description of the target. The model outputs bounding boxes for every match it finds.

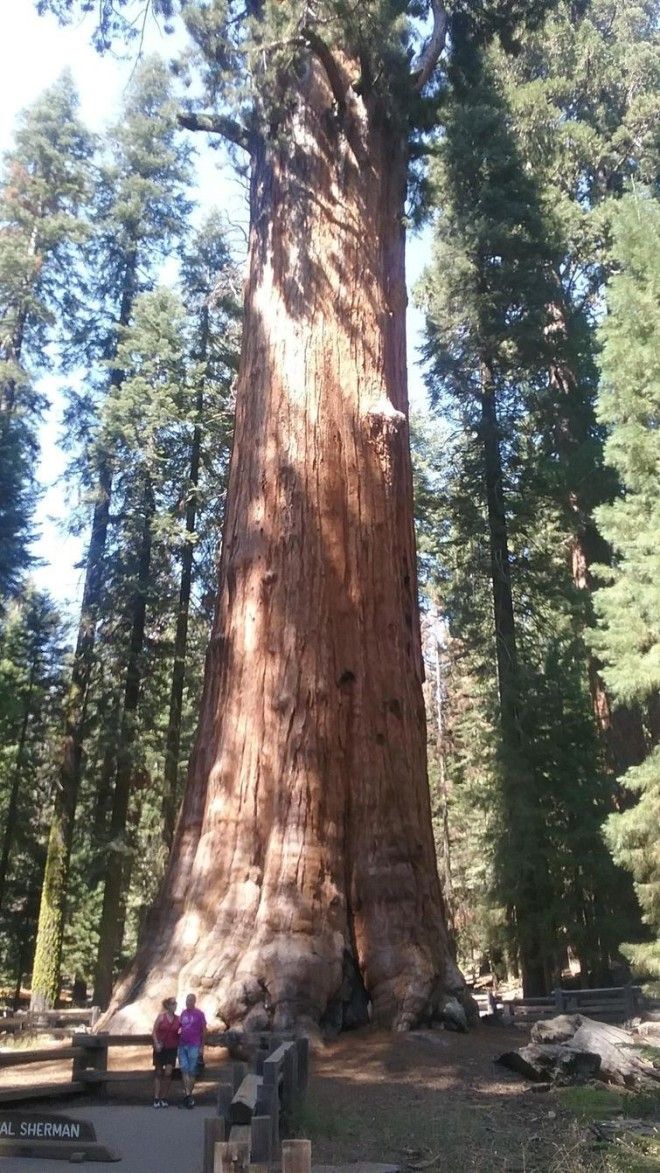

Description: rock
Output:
[440,997,468,1033]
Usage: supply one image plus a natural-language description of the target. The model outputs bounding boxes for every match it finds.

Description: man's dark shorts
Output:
[153,1047,177,1070]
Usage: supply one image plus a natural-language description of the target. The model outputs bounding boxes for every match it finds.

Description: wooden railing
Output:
[0,1007,100,1038]
[473,985,644,1023]
[0,1029,312,1170]
[204,1038,310,1173]
[0,1030,307,1108]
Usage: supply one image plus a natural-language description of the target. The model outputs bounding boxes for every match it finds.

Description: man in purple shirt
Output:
[177,993,207,1108]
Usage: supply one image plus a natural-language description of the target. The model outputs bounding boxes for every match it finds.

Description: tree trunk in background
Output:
[479,373,550,996]
[30,460,112,1011]
[94,484,153,1007]
[162,310,207,849]
[103,59,464,1034]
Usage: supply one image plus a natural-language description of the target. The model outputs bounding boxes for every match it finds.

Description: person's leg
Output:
[178,1048,191,1103]
[186,1047,200,1105]
[160,1063,173,1104]
[154,1064,162,1106]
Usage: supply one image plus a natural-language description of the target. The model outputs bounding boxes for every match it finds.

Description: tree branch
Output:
[411,0,448,92]
[303,29,352,107]
[177,111,251,150]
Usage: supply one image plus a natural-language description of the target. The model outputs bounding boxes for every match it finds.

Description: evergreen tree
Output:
[594,191,660,983]
[31,60,193,1010]
[419,17,642,990]
[505,0,660,778]
[0,588,68,998]
[0,73,91,603]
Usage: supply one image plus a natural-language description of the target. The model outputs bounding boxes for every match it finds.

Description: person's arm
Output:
[152,1014,163,1050]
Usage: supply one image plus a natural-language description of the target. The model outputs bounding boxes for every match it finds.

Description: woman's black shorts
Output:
[153,1046,177,1069]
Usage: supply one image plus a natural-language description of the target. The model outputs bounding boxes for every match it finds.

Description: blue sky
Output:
[2,3,429,623]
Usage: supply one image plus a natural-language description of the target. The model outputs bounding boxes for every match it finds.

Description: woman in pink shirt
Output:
[152,997,180,1108]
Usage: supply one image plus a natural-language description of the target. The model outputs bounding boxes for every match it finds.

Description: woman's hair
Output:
[162,997,177,1010]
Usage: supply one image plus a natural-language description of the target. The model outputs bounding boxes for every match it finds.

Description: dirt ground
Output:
[303,1024,594,1172]
[1,1022,658,1171]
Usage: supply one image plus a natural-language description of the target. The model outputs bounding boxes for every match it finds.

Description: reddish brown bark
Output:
[104,58,463,1034]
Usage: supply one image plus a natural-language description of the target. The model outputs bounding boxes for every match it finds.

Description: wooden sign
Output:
[0,1111,96,1141]
[0,1111,119,1162]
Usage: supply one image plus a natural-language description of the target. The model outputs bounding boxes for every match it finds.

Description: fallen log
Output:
[496,1014,660,1089]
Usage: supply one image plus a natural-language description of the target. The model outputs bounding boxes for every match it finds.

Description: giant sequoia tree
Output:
[41,0,554,1031]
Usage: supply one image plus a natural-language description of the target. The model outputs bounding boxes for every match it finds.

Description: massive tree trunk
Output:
[104,57,464,1034]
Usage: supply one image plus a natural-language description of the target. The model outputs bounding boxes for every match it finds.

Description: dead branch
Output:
[411,0,448,92]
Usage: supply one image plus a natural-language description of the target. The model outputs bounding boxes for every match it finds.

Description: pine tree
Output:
[30,61,193,1010]
[594,191,660,983]
[0,73,91,604]
[0,588,68,997]
[418,15,644,990]
[504,0,660,778]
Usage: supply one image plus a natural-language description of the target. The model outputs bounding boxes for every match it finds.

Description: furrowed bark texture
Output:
[104,59,463,1034]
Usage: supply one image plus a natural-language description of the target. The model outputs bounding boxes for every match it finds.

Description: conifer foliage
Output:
[0,73,91,604]
[595,192,660,983]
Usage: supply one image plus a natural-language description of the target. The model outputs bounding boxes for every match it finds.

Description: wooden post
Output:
[553,988,564,1013]
[214,1139,250,1173]
[90,1006,101,1029]
[295,1038,309,1096]
[204,1118,226,1173]
[71,1032,108,1095]
[232,1061,248,1092]
[256,1077,278,1158]
[217,1081,234,1121]
[282,1139,311,1173]
[250,1115,272,1165]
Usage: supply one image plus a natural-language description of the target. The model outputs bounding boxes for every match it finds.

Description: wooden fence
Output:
[0,1007,100,1038]
[203,1037,310,1173]
[0,1030,311,1170]
[473,985,644,1023]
